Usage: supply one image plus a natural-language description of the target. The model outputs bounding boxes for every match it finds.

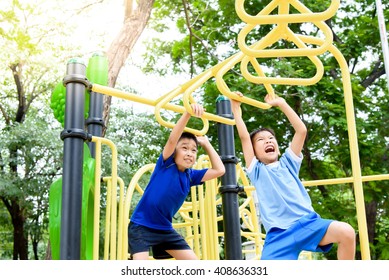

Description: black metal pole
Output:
[216,95,243,260]
[86,53,107,157]
[60,58,89,260]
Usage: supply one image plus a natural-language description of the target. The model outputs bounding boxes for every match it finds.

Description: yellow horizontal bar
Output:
[91,84,235,127]
[235,0,340,24]
[238,25,332,58]
[302,174,389,187]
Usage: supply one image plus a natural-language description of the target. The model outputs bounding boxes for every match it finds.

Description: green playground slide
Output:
[49,144,95,260]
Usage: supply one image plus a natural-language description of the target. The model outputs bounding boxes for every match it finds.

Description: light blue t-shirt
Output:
[130,153,207,230]
[247,148,313,232]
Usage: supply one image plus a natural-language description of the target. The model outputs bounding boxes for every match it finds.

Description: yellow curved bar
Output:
[288,33,371,260]
[235,0,340,24]
[153,69,236,129]
[197,182,207,259]
[238,21,333,58]
[91,136,118,260]
[154,87,210,136]
[121,163,155,259]
[180,68,236,124]
[239,30,327,85]
[91,83,235,130]
[236,0,335,58]
[328,43,370,260]
[103,178,111,260]
[116,177,125,259]
[240,52,324,86]
[102,176,125,260]
[202,156,220,260]
[216,0,336,107]
[189,187,201,257]
[214,52,273,109]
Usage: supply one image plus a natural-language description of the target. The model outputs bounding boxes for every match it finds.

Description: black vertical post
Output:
[216,95,243,260]
[86,53,107,157]
[86,89,103,158]
[60,58,89,260]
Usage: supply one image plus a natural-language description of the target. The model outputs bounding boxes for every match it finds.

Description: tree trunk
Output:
[5,62,30,260]
[365,199,377,258]
[103,0,155,136]
[45,240,52,260]
[10,201,28,260]
[32,240,39,260]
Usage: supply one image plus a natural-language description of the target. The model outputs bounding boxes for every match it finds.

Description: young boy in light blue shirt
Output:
[231,92,356,260]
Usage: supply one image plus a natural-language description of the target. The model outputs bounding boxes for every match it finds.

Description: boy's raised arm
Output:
[197,136,225,181]
[230,92,256,168]
[162,104,204,160]
[264,94,307,156]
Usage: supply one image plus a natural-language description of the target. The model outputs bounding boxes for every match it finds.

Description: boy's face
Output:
[174,137,198,171]
[252,130,280,164]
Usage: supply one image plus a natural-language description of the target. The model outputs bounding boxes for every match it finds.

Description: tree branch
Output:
[103,0,155,136]
[325,19,343,45]
[0,103,10,125]
[361,60,386,88]
[182,0,195,77]
[181,0,220,76]
[10,63,26,123]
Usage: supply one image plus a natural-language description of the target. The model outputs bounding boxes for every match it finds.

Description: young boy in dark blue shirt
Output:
[129,103,225,260]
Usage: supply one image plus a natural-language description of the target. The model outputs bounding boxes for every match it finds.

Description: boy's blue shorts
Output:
[128,222,191,259]
[261,212,333,260]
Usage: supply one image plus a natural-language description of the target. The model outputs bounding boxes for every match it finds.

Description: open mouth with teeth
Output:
[265,146,275,153]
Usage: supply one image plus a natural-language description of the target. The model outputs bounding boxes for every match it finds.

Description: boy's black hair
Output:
[249,128,276,143]
[179,132,198,147]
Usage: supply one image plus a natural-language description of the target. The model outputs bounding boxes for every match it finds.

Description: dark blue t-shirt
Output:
[130,153,208,230]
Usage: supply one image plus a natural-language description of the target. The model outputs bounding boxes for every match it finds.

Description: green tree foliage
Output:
[0,109,63,260]
[142,0,389,259]
[0,0,65,259]
[0,0,106,259]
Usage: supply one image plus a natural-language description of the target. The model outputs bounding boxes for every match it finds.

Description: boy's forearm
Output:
[168,112,191,142]
[232,104,255,167]
[233,110,251,141]
[202,143,225,172]
[175,112,191,132]
[278,101,306,134]
[163,112,191,158]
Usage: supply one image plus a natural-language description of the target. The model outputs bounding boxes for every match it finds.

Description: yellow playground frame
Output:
[61,0,389,260]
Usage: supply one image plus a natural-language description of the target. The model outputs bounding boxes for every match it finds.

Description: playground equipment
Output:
[49,0,389,260]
